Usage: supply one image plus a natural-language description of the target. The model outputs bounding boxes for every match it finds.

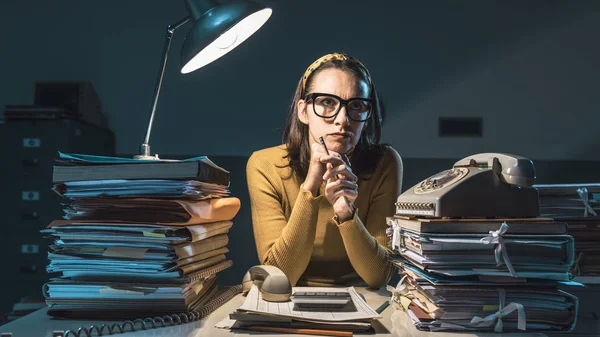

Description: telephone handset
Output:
[453,152,535,187]
[242,265,292,302]
[396,153,540,218]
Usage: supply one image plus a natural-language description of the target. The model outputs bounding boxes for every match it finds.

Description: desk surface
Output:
[0,287,546,337]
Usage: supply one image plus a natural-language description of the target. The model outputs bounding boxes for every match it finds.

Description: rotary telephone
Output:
[396,153,540,218]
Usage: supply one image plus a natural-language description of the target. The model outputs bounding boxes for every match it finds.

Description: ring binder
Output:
[54,284,242,337]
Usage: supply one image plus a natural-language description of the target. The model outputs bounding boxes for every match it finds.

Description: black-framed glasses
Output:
[305,93,372,122]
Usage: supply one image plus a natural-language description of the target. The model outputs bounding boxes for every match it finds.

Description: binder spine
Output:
[57,284,242,337]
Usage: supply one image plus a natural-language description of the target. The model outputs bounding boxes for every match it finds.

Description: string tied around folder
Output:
[577,187,597,217]
[387,275,411,311]
[470,288,526,332]
[480,222,517,277]
[572,252,584,276]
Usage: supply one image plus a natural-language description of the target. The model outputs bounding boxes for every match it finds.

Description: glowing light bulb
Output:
[215,29,238,49]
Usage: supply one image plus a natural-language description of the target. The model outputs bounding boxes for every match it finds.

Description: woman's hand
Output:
[322,154,358,222]
[302,143,330,196]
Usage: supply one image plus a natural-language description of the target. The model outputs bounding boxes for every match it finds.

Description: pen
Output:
[248,326,353,337]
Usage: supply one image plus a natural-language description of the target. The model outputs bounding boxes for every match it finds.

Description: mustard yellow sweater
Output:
[246,144,403,288]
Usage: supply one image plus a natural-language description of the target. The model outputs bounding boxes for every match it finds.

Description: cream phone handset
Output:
[242,265,292,302]
[396,152,540,218]
[454,153,535,187]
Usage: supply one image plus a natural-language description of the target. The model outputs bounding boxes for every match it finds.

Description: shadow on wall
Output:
[207,155,600,286]
[203,156,258,286]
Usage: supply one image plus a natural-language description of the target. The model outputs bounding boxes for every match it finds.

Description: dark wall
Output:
[0,1,599,159]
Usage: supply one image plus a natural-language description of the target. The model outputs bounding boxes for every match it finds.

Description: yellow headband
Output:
[301,52,372,92]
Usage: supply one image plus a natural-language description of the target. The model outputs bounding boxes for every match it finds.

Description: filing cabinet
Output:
[0,119,114,320]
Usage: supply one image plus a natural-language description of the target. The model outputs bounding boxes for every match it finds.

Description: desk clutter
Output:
[41,152,241,319]
[385,153,580,333]
[216,285,381,334]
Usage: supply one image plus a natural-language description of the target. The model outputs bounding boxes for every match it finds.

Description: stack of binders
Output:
[386,215,579,333]
[535,183,600,280]
[41,152,240,319]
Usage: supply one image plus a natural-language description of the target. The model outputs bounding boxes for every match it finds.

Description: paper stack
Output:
[217,285,380,332]
[41,152,240,319]
[386,216,579,333]
[535,184,600,280]
[535,183,600,219]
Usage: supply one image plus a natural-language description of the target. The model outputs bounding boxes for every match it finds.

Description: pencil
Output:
[248,326,353,337]
[318,135,352,209]
[319,135,340,178]
[319,136,331,155]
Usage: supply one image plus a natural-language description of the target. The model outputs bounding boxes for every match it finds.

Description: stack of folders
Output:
[41,152,240,319]
[535,183,600,282]
[386,216,579,333]
[535,183,600,218]
[216,285,381,332]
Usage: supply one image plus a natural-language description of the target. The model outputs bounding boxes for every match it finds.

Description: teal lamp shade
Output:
[180,0,272,74]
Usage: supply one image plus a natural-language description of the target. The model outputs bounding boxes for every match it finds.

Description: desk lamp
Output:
[135,0,272,160]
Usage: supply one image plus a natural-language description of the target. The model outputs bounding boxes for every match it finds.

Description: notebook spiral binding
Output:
[55,284,243,337]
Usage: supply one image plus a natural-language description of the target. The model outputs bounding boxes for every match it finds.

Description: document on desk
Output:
[237,285,380,322]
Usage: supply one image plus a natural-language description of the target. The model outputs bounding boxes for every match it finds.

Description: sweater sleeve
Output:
[336,147,403,288]
[246,151,323,286]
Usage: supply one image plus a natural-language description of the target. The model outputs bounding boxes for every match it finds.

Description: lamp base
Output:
[134,143,160,160]
[133,154,160,160]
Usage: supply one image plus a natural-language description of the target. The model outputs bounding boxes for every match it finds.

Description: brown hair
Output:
[281,54,386,180]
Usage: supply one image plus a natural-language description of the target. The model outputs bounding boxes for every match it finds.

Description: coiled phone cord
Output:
[51,284,243,337]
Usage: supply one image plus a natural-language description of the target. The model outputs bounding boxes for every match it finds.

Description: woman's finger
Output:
[311,142,328,157]
[323,164,357,182]
[326,179,357,189]
[332,189,358,203]
[325,180,358,195]
[319,153,344,166]
[325,182,357,197]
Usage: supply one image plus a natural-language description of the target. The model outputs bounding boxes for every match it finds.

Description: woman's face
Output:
[298,68,370,155]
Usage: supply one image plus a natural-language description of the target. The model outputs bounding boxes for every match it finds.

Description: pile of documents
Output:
[386,216,579,332]
[216,285,381,332]
[41,152,240,318]
[536,183,600,281]
[535,183,600,219]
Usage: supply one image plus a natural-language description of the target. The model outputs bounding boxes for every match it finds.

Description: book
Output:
[52,152,229,186]
[388,216,567,234]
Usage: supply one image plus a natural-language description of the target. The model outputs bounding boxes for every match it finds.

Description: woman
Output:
[246,52,403,288]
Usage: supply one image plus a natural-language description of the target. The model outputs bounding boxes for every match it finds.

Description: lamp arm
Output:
[138,16,192,159]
